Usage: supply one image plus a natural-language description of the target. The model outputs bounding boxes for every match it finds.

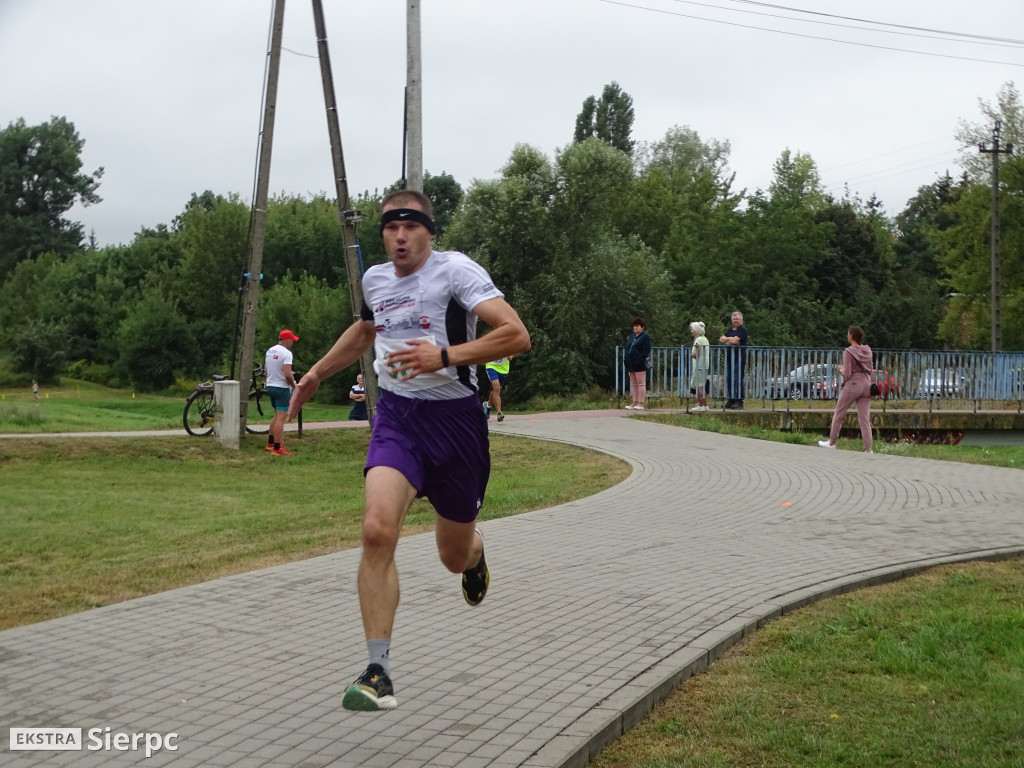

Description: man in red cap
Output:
[265,329,299,455]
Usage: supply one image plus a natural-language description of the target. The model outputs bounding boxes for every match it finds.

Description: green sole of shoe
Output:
[342,685,397,712]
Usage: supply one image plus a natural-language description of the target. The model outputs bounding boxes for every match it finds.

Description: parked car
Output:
[764,363,837,399]
[915,368,964,398]
[814,368,899,399]
[871,369,900,399]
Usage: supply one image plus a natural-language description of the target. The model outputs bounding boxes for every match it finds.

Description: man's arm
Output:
[384,296,530,378]
[288,319,375,420]
[283,363,296,388]
[453,297,531,366]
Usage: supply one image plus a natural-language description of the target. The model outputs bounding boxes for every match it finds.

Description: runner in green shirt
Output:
[484,356,511,422]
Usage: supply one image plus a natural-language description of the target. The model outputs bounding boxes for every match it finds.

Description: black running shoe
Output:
[461,532,490,606]
[342,663,397,711]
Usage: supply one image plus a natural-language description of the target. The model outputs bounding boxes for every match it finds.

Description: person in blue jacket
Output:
[624,316,651,410]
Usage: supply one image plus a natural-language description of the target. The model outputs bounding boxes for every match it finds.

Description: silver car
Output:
[915,368,964,398]
[764,363,838,400]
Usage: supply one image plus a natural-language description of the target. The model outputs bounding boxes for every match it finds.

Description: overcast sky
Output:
[2,0,1022,247]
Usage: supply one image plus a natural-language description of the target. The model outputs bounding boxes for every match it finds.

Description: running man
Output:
[265,329,298,455]
[287,189,531,711]
[484,356,512,422]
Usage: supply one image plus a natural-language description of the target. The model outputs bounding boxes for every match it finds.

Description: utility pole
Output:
[405,0,423,191]
[979,120,1013,352]
[237,0,286,435]
[310,0,379,422]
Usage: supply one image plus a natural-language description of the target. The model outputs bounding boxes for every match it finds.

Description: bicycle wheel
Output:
[245,387,272,434]
[183,389,216,437]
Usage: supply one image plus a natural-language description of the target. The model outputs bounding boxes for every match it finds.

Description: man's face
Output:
[732,314,743,329]
[633,324,643,334]
[356,374,363,385]
[381,199,434,277]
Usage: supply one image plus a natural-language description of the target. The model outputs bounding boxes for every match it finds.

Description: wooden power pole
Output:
[405,0,423,191]
[237,0,286,434]
[310,0,380,422]
[980,120,1013,353]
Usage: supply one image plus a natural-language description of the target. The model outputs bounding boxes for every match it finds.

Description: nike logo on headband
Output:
[379,207,437,235]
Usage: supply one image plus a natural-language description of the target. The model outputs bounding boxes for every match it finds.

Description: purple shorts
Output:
[366,391,491,523]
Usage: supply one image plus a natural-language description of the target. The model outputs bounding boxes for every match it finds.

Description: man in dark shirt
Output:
[719,311,748,410]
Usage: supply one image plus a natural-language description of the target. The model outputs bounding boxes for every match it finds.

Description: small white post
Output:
[214,380,240,450]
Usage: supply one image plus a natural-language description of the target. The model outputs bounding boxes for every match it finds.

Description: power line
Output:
[598,0,1024,68]
[820,137,955,173]
[822,154,958,191]
[281,46,318,60]
[724,0,1024,46]
[666,0,1024,50]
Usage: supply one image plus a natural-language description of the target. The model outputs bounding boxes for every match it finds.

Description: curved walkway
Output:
[2,413,1023,767]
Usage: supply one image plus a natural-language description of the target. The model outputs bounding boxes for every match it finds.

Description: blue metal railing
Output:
[615,345,1024,408]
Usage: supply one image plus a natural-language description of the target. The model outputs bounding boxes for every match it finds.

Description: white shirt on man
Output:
[265,344,294,388]
[363,250,502,400]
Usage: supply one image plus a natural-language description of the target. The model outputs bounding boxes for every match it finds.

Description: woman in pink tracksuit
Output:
[819,325,874,453]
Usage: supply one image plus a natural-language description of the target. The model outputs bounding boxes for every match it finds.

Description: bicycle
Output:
[183,364,272,437]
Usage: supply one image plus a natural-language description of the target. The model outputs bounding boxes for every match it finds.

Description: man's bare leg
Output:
[268,411,287,452]
[435,517,482,574]
[343,466,415,711]
[437,517,489,607]
[358,466,416,639]
[490,381,502,415]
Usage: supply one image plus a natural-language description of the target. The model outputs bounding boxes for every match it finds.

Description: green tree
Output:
[573,82,635,154]
[625,125,743,309]
[894,173,963,280]
[526,231,678,394]
[955,82,1023,181]
[732,151,833,346]
[553,138,634,251]
[813,199,891,303]
[257,272,351,402]
[445,144,557,309]
[936,165,1024,349]
[9,318,70,383]
[172,192,249,319]
[888,175,964,348]
[448,141,680,397]
[114,289,195,390]
[265,194,346,286]
[423,171,462,237]
[0,117,103,282]
[938,82,1024,349]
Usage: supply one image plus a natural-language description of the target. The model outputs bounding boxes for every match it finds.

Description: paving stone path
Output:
[2,413,1023,767]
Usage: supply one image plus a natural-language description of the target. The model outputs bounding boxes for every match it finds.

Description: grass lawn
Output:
[0,430,629,629]
[639,412,1024,469]
[0,378,354,433]
[591,558,1024,768]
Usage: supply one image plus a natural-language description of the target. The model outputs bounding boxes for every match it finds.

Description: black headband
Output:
[378,208,436,236]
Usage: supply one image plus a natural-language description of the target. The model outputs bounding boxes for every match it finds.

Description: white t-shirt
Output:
[265,344,294,388]
[362,250,503,400]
